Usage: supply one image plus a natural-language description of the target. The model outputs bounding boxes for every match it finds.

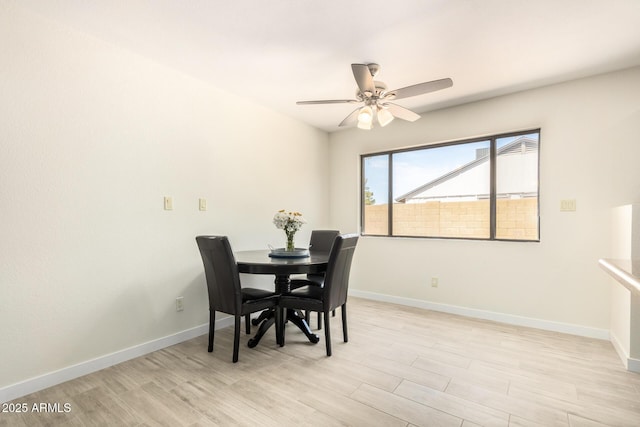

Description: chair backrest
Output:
[309,230,340,253]
[322,233,359,311]
[195,236,242,315]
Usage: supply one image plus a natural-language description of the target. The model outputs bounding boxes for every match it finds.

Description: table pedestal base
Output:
[282,309,320,344]
[248,274,319,347]
[248,308,318,347]
[248,315,275,348]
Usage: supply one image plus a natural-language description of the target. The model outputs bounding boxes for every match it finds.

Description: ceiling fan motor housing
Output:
[356,81,388,101]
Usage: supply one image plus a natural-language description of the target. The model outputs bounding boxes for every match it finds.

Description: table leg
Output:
[247,274,319,348]
[274,274,291,294]
[275,274,319,343]
[247,315,275,348]
[251,309,271,326]
[284,309,319,344]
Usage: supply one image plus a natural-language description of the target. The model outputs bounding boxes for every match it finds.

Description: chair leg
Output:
[208,310,215,352]
[342,303,348,342]
[305,310,310,324]
[332,309,336,317]
[317,311,323,330]
[232,315,241,363]
[324,311,332,356]
[279,308,286,347]
[245,314,251,334]
[275,307,282,346]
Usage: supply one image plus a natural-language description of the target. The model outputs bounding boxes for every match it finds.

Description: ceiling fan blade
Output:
[388,78,453,100]
[385,103,421,122]
[296,99,359,105]
[351,64,376,94]
[339,108,361,127]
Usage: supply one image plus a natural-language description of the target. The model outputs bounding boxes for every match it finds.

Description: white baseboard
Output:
[0,293,617,404]
[610,331,640,373]
[628,357,640,373]
[349,289,610,340]
[0,318,232,404]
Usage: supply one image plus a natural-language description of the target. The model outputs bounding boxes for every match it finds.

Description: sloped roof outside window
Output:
[395,136,538,203]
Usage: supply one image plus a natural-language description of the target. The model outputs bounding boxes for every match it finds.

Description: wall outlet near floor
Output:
[175,297,184,312]
[431,277,439,288]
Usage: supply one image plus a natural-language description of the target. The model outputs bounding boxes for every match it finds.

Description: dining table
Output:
[234,249,330,347]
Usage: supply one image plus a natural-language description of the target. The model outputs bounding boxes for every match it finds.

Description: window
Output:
[361,130,540,241]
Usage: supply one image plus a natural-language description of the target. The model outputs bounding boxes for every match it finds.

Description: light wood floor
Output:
[3,297,640,426]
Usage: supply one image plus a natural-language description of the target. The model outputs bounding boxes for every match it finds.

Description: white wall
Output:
[329,66,640,335]
[0,4,329,391]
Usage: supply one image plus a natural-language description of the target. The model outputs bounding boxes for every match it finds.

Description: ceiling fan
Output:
[296,63,453,130]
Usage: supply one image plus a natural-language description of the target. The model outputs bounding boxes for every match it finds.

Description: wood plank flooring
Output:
[2,297,640,426]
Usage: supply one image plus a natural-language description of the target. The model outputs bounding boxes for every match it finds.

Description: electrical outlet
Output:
[431,277,439,288]
[164,196,173,211]
[175,297,184,312]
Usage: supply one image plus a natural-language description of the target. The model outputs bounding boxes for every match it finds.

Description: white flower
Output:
[273,210,306,234]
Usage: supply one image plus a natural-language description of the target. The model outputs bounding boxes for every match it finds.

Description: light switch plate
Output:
[560,199,576,212]
[199,198,207,211]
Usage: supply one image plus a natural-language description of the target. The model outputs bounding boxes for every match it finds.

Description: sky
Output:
[363,133,538,204]
[363,140,489,204]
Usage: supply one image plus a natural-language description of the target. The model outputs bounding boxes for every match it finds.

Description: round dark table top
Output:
[234,250,329,276]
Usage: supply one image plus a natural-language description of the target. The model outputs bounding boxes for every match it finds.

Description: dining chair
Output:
[292,230,339,284]
[196,235,280,363]
[290,229,339,329]
[278,233,359,356]
[308,229,340,252]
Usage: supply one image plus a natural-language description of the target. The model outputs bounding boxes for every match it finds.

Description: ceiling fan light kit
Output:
[296,63,453,130]
[355,103,393,130]
[376,105,394,127]
[357,105,373,129]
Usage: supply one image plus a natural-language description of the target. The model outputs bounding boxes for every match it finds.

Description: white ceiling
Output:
[19,0,640,132]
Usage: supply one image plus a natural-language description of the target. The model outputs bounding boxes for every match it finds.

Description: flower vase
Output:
[286,232,295,251]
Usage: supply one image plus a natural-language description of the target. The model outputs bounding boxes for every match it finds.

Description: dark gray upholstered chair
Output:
[308,229,340,252]
[279,233,359,356]
[291,230,339,285]
[196,235,280,363]
[290,230,339,329]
